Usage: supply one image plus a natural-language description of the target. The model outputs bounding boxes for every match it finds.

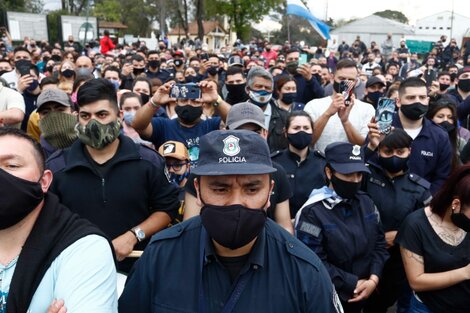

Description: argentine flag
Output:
[286,0,330,40]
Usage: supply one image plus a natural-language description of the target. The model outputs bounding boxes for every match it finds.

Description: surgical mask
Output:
[286,61,298,75]
[287,131,311,150]
[207,66,218,76]
[148,60,160,69]
[39,111,78,149]
[367,91,383,107]
[123,111,136,126]
[109,79,120,90]
[331,174,361,199]
[175,105,202,124]
[133,67,145,76]
[282,92,297,105]
[248,89,272,107]
[400,102,428,120]
[75,119,121,150]
[378,155,408,174]
[451,211,470,232]
[458,79,470,93]
[439,121,455,133]
[26,79,39,92]
[439,83,450,92]
[61,69,75,78]
[140,93,150,104]
[76,68,92,76]
[0,168,44,230]
[200,203,267,250]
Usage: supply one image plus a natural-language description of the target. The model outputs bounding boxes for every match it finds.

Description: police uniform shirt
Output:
[296,190,389,302]
[271,148,325,218]
[119,217,343,313]
[363,162,432,232]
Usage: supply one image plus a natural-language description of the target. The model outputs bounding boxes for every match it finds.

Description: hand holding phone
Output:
[170,83,201,100]
[339,80,355,106]
[375,97,396,134]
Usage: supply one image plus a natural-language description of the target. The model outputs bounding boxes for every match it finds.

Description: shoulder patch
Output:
[408,173,431,189]
[298,221,322,237]
[368,177,386,187]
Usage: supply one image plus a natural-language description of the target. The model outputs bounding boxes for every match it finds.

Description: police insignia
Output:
[222,135,240,157]
[352,145,361,156]
[299,221,321,237]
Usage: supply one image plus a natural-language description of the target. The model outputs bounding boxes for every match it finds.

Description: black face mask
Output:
[450,73,457,82]
[175,105,202,124]
[207,66,218,76]
[287,131,311,150]
[439,83,450,92]
[458,79,470,93]
[400,102,428,120]
[51,55,62,62]
[226,83,247,103]
[333,80,342,93]
[451,211,470,232]
[286,61,298,75]
[174,59,183,67]
[313,73,322,84]
[331,174,361,199]
[140,93,150,104]
[133,67,145,76]
[185,75,198,83]
[439,121,455,133]
[200,203,267,250]
[0,168,44,230]
[45,66,53,73]
[61,69,75,78]
[378,155,408,174]
[148,60,160,69]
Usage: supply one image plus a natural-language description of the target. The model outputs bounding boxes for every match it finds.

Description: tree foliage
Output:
[374,10,409,24]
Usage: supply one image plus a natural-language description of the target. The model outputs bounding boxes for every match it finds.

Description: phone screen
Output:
[170,83,201,99]
[299,53,308,65]
[339,80,355,106]
[375,97,396,134]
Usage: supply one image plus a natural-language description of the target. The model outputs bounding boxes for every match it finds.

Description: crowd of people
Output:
[0,25,469,313]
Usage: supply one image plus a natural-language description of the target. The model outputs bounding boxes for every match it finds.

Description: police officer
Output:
[295,142,389,313]
[271,110,325,218]
[119,130,343,313]
[362,129,432,313]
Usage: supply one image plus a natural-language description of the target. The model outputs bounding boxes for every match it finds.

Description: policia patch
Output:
[298,221,322,237]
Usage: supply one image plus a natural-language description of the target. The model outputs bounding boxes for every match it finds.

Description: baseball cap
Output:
[158,141,189,161]
[366,76,386,88]
[325,142,370,174]
[192,130,276,176]
[228,55,244,67]
[226,102,267,131]
[36,88,72,112]
[457,66,470,77]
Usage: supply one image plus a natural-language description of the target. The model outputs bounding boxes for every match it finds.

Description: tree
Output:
[93,0,120,22]
[195,0,204,40]
[374,10,409,24]
[206,0,284,41]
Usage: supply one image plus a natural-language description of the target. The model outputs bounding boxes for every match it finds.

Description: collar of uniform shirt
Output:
[204,224,266,269]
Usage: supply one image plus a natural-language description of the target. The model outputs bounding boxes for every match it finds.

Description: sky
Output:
[306,0,467,24]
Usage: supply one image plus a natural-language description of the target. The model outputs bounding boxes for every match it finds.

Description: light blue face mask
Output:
[123,111,136,126]
[108,79,120,90]
[248,89,272,107]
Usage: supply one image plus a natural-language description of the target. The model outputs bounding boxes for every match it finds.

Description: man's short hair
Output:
[77,78,118,111]
[0,127,45,173]
[398,77,426,95]
[132,54,145,62]
[146,50,159,58]
[103,66,121,79]
[438,71,451,79]
[335,59,357,73]
[225,66,244,79]
[246,67,273,90]
[13,46,31,57]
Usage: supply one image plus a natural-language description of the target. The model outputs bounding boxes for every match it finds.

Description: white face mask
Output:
[248,89,272,106]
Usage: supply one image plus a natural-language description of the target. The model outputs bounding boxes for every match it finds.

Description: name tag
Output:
[420,150,434,157]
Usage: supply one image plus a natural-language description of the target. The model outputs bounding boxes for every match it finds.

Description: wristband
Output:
[213,95,223,107]
[150,97,160,109]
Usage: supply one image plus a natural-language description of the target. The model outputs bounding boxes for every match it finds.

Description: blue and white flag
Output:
[286,0,330,40]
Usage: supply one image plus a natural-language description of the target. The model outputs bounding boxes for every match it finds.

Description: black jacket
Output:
[267,101,289,152]
[47,135,180,258]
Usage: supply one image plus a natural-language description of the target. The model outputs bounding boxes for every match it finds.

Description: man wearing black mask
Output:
[367,77,452,194]
[145,50,171,82]
[1,47,32,90]
[363,76,386,108]
[119,129,342,313]
[132,79,230,166]
[224,66,249,104]
[447,67,470,128]
[0,127,117,312]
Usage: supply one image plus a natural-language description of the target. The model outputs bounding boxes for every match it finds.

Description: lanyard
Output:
[198,228,254,313]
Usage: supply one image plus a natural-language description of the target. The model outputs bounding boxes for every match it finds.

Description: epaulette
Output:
[408,173,431,189]
[270,150,282,158]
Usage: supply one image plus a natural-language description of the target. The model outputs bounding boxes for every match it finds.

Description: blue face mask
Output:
[282,92,297,105]
[169,171,189,186]
[367,91,383,107]
[108,79,120,90]
[123,111,136,126]
[27,79,39,92]
[248,89,272,107]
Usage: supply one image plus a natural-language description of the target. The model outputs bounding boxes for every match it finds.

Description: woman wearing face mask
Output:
[119,92,153,147]
[133,76,168,119]
[58,60,76,94]
[295,141,389,313]
[184,67,198,83]
[427,97,469,170]
[362,129,432,313]
[395,165,470,313]
[275,76,304,111]
[271,111,325,217]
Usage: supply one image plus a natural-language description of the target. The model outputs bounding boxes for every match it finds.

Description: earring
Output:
[452,206,456,210]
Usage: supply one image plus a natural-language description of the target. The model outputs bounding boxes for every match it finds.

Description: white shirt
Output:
[1,70,19,90]
[304,96,375,153]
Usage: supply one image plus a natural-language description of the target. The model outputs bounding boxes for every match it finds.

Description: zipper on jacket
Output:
[101,178,107,204]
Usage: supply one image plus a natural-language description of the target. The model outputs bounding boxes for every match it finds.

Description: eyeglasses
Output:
[166,162,188,171]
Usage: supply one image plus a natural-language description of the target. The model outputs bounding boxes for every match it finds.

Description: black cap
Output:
[192,130,276,176]
[325,142,370,174]
[457,66,470,78]
[366,76,386,88]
